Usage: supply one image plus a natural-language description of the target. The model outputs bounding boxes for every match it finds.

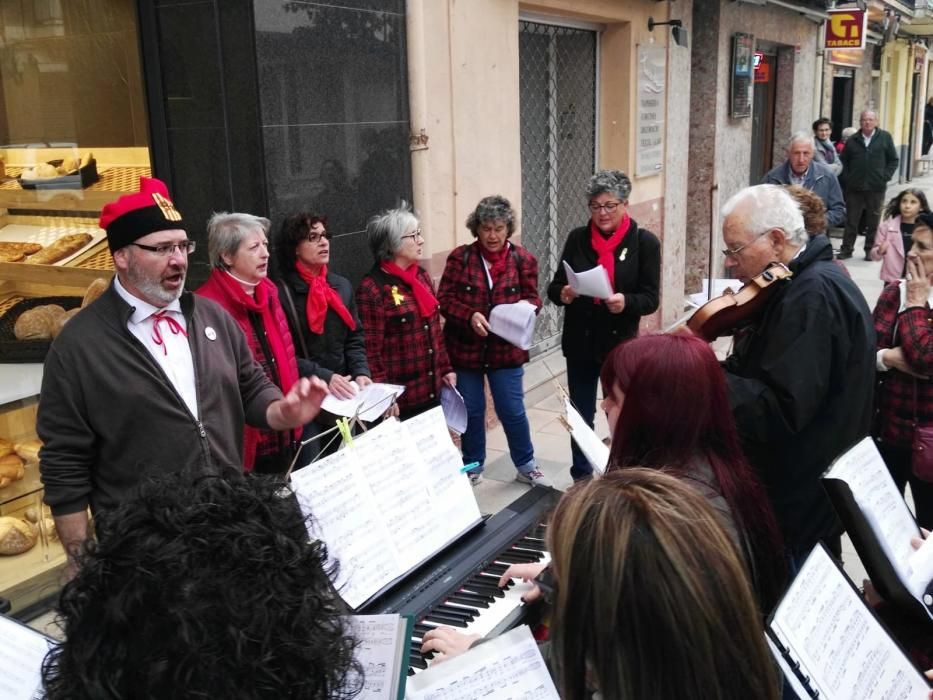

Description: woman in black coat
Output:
[547,169,660,481]
[274,212,371,460]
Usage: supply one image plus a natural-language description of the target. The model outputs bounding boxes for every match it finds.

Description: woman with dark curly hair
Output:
[273,212,371,460]
[41,469,361,700]
[438,195,548,487]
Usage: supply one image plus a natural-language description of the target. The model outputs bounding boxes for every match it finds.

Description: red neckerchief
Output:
[480,241,510,286]
[590,214,631,290]
[150,310,187,355]
[295,262,355,333]
[380,261,439,318]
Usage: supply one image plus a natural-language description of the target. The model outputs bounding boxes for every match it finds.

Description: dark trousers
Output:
[842,189,885,254]
[566,354,603,481]
[878,442,933,529]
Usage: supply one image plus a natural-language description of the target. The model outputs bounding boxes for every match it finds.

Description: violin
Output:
[686,262,793,342]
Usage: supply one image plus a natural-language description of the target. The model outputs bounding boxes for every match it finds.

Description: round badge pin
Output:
[205,327,217,341]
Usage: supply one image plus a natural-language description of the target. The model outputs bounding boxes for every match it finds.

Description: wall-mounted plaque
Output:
[635,44,666,177]
[731,33,754,119]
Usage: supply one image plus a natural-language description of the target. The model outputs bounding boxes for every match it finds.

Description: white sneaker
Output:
[468,471,484,486]
[515,469,553,488]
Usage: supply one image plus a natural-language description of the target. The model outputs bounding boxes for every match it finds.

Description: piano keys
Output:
[358,486,560,676]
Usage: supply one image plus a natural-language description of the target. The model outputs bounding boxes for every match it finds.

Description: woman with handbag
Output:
[873,211,933,527]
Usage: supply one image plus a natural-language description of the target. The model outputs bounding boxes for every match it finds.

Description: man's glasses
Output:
[132,241,196,256]
[588,201,622,213]
[721,240,753,259]
[401,228,424,241]
[304,231,331,244]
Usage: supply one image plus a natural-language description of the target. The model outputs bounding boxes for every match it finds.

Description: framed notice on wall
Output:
[635,44,666,177]
[731,33,754,119]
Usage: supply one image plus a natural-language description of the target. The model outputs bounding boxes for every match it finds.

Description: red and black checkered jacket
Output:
[356,265,453,414]
[438,242,541,370]
[873,281,933,447]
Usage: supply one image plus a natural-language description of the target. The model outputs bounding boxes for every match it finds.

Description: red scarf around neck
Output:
[196,269,301,470]
[295,262,356,333]
[590,214,631,290]
[480,241,510,286]
[380,261,439,318]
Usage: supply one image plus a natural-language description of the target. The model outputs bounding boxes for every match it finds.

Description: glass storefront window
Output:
[0,0,150,259]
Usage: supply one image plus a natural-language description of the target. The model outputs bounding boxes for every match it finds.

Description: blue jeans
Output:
[457,367,536,475]
[566,355,602,481]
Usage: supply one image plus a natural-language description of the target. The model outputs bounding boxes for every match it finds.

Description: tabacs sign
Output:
[825,9,866,50]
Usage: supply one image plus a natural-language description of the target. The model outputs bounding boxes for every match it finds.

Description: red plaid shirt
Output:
[438,242,541,370]
[873,281,933,447]
[356,265,452,414]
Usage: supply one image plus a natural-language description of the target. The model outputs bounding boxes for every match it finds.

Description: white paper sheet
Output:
[562,260,613,299]
[321,382,406,423]
[907,533,933,599]
[440,385,468,435]
[290,416,482,609]
[823,437,924,596]
[406,625,559,700]
[564,399,609,474]
[0,615,54,700]
[403,406,482,526]
[769,546,930,700]
[488,300,537,350]
[344,614,407,700]
[687,278,739,308]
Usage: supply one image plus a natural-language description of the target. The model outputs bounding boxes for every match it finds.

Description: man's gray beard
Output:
[126,264,185,306]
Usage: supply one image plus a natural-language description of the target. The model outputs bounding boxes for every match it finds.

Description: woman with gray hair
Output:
[196,211,302,473]
[547,169,660,481]
[356,205,455,419]
[437,195,549,487]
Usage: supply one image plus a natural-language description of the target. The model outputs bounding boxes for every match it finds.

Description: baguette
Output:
[24,233,92,265]
[81,277,109,308]
[0,241,42,256]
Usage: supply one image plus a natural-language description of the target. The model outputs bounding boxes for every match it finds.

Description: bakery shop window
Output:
[0,0,150,262]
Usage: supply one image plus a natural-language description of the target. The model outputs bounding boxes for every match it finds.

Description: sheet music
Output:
[406,625,559,700]
[907,535,933,599]
[769,546,929,700]
[440,385,468,435]
[0,615,53,700]
[291,447,401,608]
[687,278,738,308]
[291,415,482,609]
[321,382,406,423]
[343,614,407,700]
[564,398,609,474]
[348,419,449,572]
[488,300,537,350]
[562,260,613,299]
[402,407,482,527]
[823,437,923,594]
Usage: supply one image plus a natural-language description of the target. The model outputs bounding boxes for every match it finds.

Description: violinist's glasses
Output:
[721,240,753,259]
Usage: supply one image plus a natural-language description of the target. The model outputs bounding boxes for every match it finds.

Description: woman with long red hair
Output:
[600,332,786,611]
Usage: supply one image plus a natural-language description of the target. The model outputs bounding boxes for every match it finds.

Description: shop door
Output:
[519,20,597,356]
[749,53,777,184]
[831,74,854,142]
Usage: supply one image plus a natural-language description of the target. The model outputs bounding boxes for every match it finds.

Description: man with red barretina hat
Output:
[37,178,328,572]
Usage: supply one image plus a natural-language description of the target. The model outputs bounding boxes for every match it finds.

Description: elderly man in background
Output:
[719,184,875,570]
[761,132,845,230]
[38,177,328,569]
[839,110,900,260]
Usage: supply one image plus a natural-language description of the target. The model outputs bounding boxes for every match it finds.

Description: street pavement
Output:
[476,171,933,586]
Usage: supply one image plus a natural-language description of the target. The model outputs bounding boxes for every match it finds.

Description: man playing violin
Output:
[718,184,875,572]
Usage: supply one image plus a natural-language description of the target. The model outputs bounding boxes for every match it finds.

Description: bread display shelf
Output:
[0,524,66,614]
[0,165,150,213]
[0,461,42,507]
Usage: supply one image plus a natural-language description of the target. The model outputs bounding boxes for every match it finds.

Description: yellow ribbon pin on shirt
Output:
[391,285,405,306]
